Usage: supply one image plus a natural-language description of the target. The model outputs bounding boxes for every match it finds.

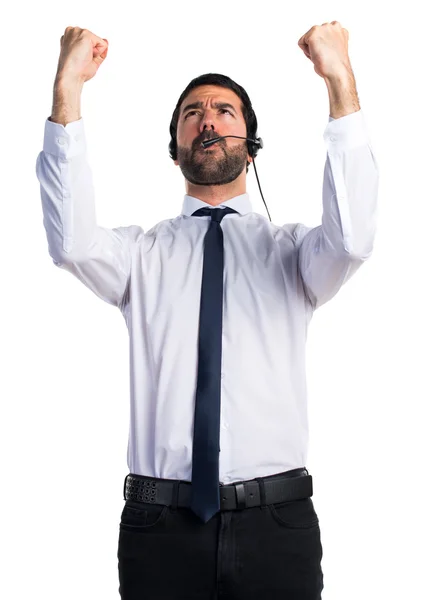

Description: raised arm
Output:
[35,27,143,308]
[296,21,379,310]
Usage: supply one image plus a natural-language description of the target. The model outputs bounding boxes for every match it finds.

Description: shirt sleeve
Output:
[296,109,379,310]
[35,117,144,308]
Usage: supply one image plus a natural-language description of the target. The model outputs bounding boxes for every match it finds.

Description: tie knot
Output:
[192,206,238,223]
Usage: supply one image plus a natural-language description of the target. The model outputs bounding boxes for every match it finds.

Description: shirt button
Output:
[329,136,336,142]
[221,373,225,379]
[222,421,229,429]
[57,137,66,145]
[74,134,80,142]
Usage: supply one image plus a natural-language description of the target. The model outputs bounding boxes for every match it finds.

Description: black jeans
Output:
[117,472,324,599]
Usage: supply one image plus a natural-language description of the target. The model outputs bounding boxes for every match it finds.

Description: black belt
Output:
[123,468,312,511]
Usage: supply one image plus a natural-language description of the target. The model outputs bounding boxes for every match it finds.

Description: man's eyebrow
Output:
[181,101,238,115]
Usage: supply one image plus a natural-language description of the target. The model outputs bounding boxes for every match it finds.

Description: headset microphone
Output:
[201,135,271,222]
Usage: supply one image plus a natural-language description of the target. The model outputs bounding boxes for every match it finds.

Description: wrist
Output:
[324,69,360,119]
[51,74,83,126]
[323,60,354,84]
[54,71,84,91]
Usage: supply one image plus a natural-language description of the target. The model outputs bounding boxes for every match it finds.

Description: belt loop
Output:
[234,483,246,509]
[170,480,181,511]
[255,477,267,506]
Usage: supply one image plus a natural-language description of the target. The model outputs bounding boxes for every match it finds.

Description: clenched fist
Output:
[56,26,109,83]
[298,21,351,80]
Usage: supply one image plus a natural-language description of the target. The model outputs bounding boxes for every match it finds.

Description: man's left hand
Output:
[298,21,351,80]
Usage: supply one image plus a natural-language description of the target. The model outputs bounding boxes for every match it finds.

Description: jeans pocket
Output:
[120,500,168,531]
[268,497,319,529]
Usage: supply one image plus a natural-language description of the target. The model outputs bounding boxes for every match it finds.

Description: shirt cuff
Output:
[42,116,87,159]
[323,109,370,152]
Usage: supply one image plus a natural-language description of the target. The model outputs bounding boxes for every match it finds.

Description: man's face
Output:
[175,85,251,186]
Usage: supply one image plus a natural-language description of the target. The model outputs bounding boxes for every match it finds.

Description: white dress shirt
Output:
[35,109,378,484]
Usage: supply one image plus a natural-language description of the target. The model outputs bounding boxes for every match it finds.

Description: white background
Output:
[1,0,419,598]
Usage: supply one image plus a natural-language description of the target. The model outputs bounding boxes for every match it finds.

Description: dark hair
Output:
[169,73,259,174]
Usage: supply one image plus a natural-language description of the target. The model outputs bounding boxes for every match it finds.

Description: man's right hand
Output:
[50,27,108,125]
[56,26,108,84]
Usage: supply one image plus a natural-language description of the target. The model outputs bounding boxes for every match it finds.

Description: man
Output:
[36,22,378,600]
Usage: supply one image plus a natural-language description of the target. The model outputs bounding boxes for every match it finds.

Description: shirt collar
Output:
[181,192,253,216]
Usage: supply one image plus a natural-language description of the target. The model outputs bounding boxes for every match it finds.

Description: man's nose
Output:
[200,113,215,133]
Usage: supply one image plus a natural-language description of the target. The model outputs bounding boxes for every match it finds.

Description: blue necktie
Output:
[190,206,239,523]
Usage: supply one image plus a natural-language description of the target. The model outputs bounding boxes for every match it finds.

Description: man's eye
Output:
[185,109,233,119]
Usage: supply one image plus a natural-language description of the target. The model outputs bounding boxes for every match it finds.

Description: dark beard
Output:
[177,134,249,186]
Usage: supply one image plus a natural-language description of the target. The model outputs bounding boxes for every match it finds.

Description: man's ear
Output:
[174,159,179,166]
